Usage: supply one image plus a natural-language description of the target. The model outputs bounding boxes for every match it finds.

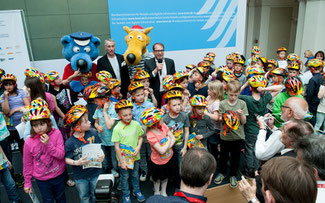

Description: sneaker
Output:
[132,190,146,202]
[111,169,119,178]
[140,171,147,182]
[122,194,131,203]
[229,176,238,188]
[214,173,225,185]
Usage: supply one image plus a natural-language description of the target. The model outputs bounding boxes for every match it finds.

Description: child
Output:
[233,58,246,86]
[141,107,176,196]
[315,78,325,133]
[129,81,154,182]
[238,75,274,177]
[276,47,288,68]
[287,62,301,78]
[112,99,145,203]
[215,79,248,188]
[91,84,119,177]
[0,112,20,203]
[269,67,287,87]
[163,90,190,164]
[245,46,260,66]
[306,59,324,126]
[173,71,191,113]
[204,81,224,160]
[70,72,96,105]
[226,54,235,70]
[23,99,66,202]
[188,67,209,97]
[133,69,158,106]
[64,105,104,203]
[108,78,122,103]
[266,59,277,72]
[188,95,214,148]
[185,64,196,73]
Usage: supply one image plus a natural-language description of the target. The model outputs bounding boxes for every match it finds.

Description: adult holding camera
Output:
[147,148,216,203]
[144,42,176,107]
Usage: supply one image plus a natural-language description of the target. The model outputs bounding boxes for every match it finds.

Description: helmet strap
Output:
[118,111,131,129]
[73,121,87,143]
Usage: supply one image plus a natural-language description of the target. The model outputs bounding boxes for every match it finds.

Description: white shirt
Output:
[255,128,285,161]
[107,55,121,81]
[151,58,167,92]
[317,181,325,203]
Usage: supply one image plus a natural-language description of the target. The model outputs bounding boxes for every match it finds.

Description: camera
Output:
[95,174,120,203]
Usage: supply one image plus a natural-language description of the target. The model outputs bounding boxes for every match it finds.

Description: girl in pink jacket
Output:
[23,99,66,203]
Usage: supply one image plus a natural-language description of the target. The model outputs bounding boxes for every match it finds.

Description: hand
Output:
[24,187,32,194]
[257,87,263,92]
[133,146,140,157]
[236,109,243,115]
[3,90,9,97]
[265,113,274,129]
[180,147,187,157]
[183,89,190,96]
[156,63,163,71]
[97,152,105,163]
[148,88,154,94]
[103,102,110,111]
[239,176,258,202]
[73,69,81,77]
[76,157,90,166]
[256,116,266,129]
[120,161,127,170]
[40,134,49,144]
[6,160,12,170]
[196,134,203,140]
[96,126,104,133]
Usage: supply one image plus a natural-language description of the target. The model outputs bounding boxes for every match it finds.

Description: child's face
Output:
[31,120,48,135]
[288,70,299,78]
[226,60,234,69]
[208,89,215,98]
[191,71,200,82]
[53,77,62,86]
[278,51,286,60]
[234,64,243,73]
[140,78,149,89]
[80,77,90,86]
[316,53,324,60]
[3,82,15,92]
[169,98,181,114]
[227,90,240,103]
[180,78,188,89]
[79,114,91,132]
[112,86,121,95]
[271,75,279,83]
[94,98,105,108]
[133,88,145,104]
[120,108,133,124]
[194,106,205,117]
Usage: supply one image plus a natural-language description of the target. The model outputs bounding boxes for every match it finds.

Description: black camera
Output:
[95,174,120,203]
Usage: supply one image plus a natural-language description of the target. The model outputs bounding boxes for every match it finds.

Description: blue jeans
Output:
[35,172,66,203]
[120,161,140,196]
[139,142,151,173]
[75,176,98,203]
[0,168,20,203]
[101,146,118,173]
[244,133,260,171]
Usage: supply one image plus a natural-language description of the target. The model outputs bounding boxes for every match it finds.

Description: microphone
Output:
[157,58,163,75]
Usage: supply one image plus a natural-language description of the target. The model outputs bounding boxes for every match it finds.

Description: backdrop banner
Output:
[0,10,30,87]
[107,0,246,70]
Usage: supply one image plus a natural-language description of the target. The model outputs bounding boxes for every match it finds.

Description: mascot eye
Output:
[137,35,143,40]
[73,46,80,53]
[84,46,91,53]
[128,35,133,40]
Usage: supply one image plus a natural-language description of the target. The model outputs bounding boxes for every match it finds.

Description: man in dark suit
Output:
[144,42,176,107]
[97,39,130,98]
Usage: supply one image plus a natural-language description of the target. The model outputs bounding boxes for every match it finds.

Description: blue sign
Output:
[108,0,238,53]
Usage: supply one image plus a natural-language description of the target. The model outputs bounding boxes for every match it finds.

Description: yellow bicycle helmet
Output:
[133,69,150,81]
[140,107,165,127]
[108,78,121,90]
[249,75,267,88]
[1,73,17,82]
[96,71,112,84]
[190,95,207,107]
[115,99,133,112]
[128,81,144,92]
[64,105,88,127]
[165,90,182,101]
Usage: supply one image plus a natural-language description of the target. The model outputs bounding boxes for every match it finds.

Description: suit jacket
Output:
[97,53,130,99]
[144,57,176,104]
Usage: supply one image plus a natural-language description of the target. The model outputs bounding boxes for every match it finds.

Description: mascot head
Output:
[61,32,100,73]
[123,25,153,66]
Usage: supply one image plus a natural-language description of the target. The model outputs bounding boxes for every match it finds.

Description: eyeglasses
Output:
[154,50,164,53]
[280,105,291,109]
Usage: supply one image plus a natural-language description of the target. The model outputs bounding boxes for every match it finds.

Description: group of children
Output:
[0,45,324,203]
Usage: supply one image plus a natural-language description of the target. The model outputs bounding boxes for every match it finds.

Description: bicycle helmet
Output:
[223,110,239,130]
[173,71,189,82]
[1,73,17,82]
[287,53,300,62]
[251,46,260,55]
[133,69,150,80]
[185,64,196,70]
[96,71,112,84]
[222,69,237,82]
[234,58,245,65]
[287,62,300,71]
[165,90,182,100]
[64,105,88,127]
[128,81,144,92]
[115,99,133,112]
[190,95,207,107]
[267,59,277,66]
[277,47,287,53]
[285,77,303,96]
[206,52,216,58]
[249,75,267,88]
[140,107,164,127]
[88,85,110,99]
[108,78,121,90]
[271,68,287,77]
[168,83,183,91]
[80,72,92,78]
[163,75,174,91]
[28,105,51,121]
[203,56,214,62]
[44,71,59,83]
[197,61,210,68]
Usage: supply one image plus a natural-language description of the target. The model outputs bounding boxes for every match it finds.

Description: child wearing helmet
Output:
[141,107,176,197]
[188,67,209,98]
[69,71,97,105]
[226,53,235,70]
[129,81,154,182]
[306,59,324,126]
[91,84,120,177]
[276,47,288,68]
[133,69,158,107]
[233,58,247,86]
[185,64,196,73]
[266,59,277,72]
[64,105,105,202]
[245,46,260,66]
[111,99,146,202]
[272,77,304,127]
[23,99,66,202]
[205,80,224,160]
[215,80,248,188]
[314,78,325,133]
[108,78,122,103]
[163,90,190,167]
[1,74,29,158]
[188,95,214,149]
